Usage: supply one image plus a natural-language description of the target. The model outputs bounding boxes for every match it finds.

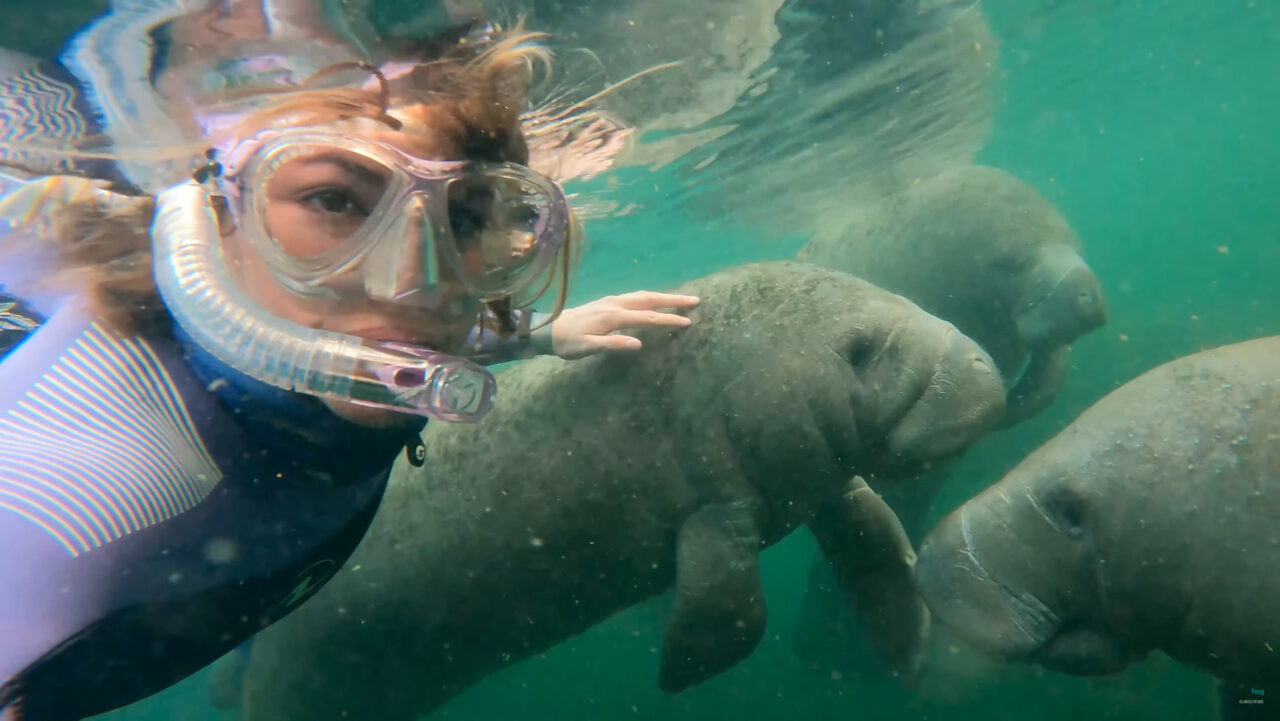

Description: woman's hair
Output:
[37,193,165,334]
[23,20,580,338]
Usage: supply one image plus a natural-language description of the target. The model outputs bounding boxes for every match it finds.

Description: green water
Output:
[444,3,1280,720]
[3,0,1274,719]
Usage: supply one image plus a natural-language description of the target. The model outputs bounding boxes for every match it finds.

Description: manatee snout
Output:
[913,505,1057,663]
[1015,262,1107,350]
[914,483,1138,676]
[885,326,1005,466]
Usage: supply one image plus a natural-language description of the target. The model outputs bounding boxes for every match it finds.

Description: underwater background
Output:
[1,0,1275,719]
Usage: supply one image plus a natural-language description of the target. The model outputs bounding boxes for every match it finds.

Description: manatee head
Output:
[663,262,1007,484]
[1011,243,1108,352]
[927,166,1108,356]
[912,444,1146,676]
[851,316,1007,475]
[794,267,1006,477]
[801,165,1107,374]
[909,165,1108,359]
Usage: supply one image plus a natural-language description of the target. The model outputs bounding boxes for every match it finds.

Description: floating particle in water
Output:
[204,537,238,564]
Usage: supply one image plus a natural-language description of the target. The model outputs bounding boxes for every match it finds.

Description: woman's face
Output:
[222,110,524,428]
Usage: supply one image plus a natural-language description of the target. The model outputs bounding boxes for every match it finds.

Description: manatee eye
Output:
[1042,486,1086,539]
[846,335,878,367]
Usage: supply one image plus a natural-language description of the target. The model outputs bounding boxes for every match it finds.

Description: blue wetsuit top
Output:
[0,237,545,721]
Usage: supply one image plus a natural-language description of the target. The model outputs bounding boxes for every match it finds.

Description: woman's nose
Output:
[390,199,441,298]
[389,198,473,308]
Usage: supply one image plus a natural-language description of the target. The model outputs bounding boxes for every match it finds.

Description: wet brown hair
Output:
[20,21,577,339]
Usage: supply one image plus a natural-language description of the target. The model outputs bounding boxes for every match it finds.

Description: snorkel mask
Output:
[151,124,570,422]
[222,126,569,306]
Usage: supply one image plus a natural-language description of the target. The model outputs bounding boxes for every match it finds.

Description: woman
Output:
[0,11,696,721]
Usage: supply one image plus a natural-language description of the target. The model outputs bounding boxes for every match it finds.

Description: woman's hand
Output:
[549,291,700,360]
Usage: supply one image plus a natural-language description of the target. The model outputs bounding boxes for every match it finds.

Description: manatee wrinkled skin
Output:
[793,163,1107,680]
[915,336,1280,685]
[799,164,1106,428]
[233,261,1005,721]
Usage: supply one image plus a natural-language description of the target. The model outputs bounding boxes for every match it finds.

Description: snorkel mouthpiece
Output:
[151,181,495,422]
[354,340,496,421]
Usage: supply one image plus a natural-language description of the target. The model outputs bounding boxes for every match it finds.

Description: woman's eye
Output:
[449,196,489,240]
[303,189,365,216]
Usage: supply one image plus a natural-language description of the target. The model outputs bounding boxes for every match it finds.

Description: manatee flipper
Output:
[808,475,928,687]
[792,469,949,677]
[1001,345,1071,428]
[658,501,767,693]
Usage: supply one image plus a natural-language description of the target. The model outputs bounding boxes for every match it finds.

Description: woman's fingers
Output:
[602,309,693,331]
[551,290,700,360]
[612,291,701,310]
[589,334,643,353]
[632,310,693,328]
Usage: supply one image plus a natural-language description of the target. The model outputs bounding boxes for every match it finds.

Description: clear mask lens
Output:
[445,174,556,291]
[260,145,393,260]
[239,136,567,307]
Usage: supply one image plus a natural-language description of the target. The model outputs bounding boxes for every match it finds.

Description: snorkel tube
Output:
[151,180,496,422]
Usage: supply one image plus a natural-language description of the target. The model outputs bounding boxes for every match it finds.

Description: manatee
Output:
[799,163,1107,427]
[793,163,1107,680]
[230,261,1005,721]
[914,336,1280,686]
